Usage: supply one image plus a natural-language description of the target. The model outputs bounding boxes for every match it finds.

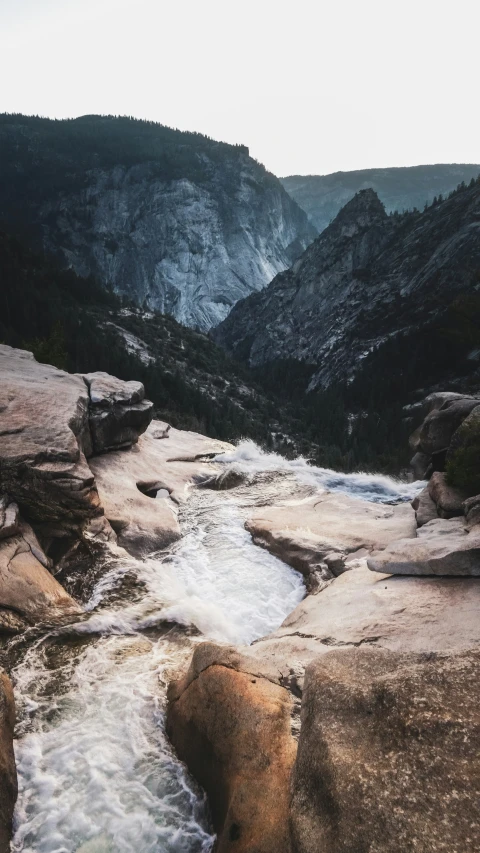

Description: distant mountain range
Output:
[0,114,315,331]
[214,179,480,398]
[281,165,480,232]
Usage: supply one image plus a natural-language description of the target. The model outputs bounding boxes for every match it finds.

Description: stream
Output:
[9,444,423,853]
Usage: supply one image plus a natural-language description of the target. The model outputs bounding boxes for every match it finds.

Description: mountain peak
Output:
[335,188,387,226]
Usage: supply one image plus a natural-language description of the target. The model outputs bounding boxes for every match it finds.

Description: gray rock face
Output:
[1,116,316,331]
[214,182,480,388]
[281,164,480,232]
[42,168,315,331]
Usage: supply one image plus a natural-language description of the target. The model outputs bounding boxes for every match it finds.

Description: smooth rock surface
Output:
[0,671,16,853]
[89,421,231,556]
[167,646,296,853]
[368,517,480,576]
[0,521,82,631]
[246,493,416,587]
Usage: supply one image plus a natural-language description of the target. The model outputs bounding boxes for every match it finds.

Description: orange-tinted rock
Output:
[0,671,17,853]
[167,643,296,853]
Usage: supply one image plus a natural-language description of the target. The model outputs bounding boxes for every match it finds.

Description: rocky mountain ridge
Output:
[214,179,480,391]
[282,163,480,232]
[0,114,316,331]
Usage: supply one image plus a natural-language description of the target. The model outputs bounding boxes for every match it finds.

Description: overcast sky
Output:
[1,0,478,176]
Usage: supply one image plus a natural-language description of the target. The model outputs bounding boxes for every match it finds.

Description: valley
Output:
[0,111,479,853]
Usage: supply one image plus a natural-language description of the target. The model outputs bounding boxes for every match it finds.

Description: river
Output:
[9,443,422,853]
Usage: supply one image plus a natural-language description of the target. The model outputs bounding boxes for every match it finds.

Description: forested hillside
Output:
[0,229,423,471]
[282,164,480,232]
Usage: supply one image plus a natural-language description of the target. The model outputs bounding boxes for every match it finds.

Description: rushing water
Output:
[10,444,422,853]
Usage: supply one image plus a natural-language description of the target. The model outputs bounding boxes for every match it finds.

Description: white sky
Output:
[1,0,479,176]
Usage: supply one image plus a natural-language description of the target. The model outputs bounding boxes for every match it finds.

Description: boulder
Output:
[81,372,153,454]
[464,495,480,529]
[428,471,469,518]
[291,647,480,853]
[167,643,296,853]
[411,485,438,527]
[409,450,431,480]
[0,520,82,631]
[168,564,480,853]
[89,422,232,556]
[446,404,480,461]
[0,497,19,540]
[0,346,100,529]
[246,493,416,588]
[410,395,479,458]
[0,671,16,853]
[444,404,480,497]
[368,517,480,576]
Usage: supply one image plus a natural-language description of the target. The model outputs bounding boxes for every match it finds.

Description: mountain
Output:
[213,180,480,397]
[0,114,316,331]
[281,164,480,232]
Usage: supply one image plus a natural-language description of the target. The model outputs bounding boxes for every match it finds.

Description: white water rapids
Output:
[9,443,423,853]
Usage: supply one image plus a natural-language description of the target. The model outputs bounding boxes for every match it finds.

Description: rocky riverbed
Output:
[1,346,479,853]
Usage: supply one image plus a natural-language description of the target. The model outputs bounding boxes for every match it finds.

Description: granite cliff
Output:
[0,114,316,331]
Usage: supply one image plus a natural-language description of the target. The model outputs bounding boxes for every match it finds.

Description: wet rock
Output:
[0,671,16,853]
[81,372,153,454]
[0,346,100,530]
[291,647,480,853]
[0,520,82,631]
[368,517,480,576]
[201,468,247,491]
[428,471,469,518]
[0,497,19,541]
[167,643,296,853]
[411,485,438,527]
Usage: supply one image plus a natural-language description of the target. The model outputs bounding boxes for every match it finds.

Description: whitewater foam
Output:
[214,440,424,503]
[12,483,306,852]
